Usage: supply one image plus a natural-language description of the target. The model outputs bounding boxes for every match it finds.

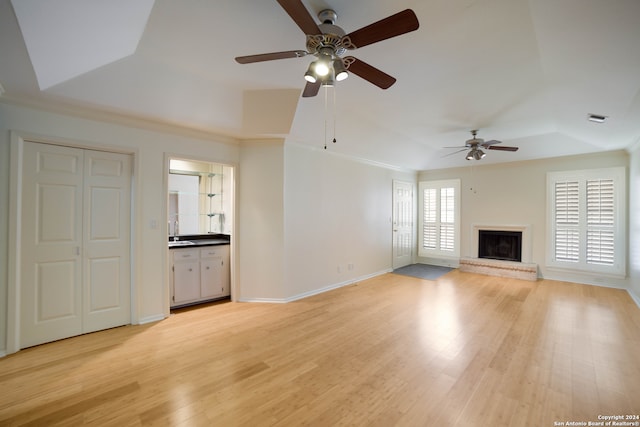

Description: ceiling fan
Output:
[234,0,419,97]
[444,130,519,160]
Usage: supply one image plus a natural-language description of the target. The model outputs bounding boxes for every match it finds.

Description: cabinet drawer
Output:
[200,246,228,258]
[172,248,200,260]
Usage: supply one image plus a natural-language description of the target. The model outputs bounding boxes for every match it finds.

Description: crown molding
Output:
[0,93,240,146]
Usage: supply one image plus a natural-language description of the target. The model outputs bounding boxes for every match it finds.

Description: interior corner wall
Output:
[0,109,9,355]
[629,145,640,302]
[0,101,240,354]
[237,140,286,301]
[282,142,417,300]
[417,150,630,288]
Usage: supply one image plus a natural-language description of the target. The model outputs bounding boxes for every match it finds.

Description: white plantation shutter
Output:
[440,187,455,252]
[586,179,614,265]
[554,181,580,262]
[547,168,625,276]
[423,188,436,249]
[419,180,460,257]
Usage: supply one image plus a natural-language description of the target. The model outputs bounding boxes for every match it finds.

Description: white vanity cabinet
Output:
[171,245,230,307]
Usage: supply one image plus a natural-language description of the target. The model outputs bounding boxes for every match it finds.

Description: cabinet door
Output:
[221,248,230,297]
[173,250,201,304]
[200,257,223,298]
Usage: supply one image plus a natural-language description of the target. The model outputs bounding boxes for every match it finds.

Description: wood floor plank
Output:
[1,270,639,426]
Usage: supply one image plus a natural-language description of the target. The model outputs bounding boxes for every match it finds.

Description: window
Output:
[547,167,626,276]
[419,179,460,257]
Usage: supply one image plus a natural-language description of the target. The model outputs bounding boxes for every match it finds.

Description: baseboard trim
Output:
[238,297,289,304]
[138,314,166,324]
[628,289,640,309]
[239,269,392,304]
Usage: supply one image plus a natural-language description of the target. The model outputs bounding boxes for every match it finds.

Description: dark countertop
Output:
[168,234,230,249]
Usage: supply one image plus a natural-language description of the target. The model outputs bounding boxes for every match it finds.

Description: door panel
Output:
[36,261,77,320]
[88,257,121,311]
[21,142,84,348]
[83,150,131,333]
[392,180,415,269]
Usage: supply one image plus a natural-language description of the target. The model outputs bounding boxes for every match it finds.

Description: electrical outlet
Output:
[337,265,342,273]
[348,263,354,271]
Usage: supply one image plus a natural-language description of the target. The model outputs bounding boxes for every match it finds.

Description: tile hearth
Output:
[459,257,538,281]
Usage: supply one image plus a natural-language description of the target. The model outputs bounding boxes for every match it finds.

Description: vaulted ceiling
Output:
[1,0,639,170]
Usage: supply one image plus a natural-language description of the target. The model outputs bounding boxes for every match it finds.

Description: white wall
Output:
[418,151,630,288]
[629,145,640,304]
[237,140,286,301]
[0,100,240,354]
[283,143,416,300]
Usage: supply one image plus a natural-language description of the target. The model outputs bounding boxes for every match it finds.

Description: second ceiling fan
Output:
[445,130,519,160]
[235,0,419,97]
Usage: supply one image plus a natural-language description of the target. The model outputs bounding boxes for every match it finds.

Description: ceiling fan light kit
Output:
[234,0,420,97]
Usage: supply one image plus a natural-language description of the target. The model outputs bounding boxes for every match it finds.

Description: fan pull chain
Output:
[324,84,328,149]
[332,86,337,145]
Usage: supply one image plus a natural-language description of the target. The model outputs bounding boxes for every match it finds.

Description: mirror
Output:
[168,158,233,236]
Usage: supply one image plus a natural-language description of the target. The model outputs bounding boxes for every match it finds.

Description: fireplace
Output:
[478,230,522,262]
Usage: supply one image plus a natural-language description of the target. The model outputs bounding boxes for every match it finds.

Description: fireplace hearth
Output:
[478,230,522,262]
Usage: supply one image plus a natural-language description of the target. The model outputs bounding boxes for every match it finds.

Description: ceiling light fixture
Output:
[587,113,607,123]
[333,59,348,82]
[304,45,350,86]
[322,70,335,88]
[466,148,486,160]
[314,60,330,77]
[314,48,333,77]
[304,63,317,83]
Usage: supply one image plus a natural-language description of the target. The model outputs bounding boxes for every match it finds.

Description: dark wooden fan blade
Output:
[345,9,419,49]
[235,50,307,64]
[344,57,396,89]
[487,146,519,152]
[302,80,321,97]
[277,0,321,35]
[481,139,502,146]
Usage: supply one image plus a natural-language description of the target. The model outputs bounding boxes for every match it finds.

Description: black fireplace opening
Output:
[478,230,522,262]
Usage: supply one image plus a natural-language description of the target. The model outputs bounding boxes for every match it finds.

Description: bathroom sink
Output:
[168,240,195,247]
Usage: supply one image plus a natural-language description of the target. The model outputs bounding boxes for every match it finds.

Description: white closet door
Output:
[82,150,131,333]
[21,142,84,347]
[21,142,132,348]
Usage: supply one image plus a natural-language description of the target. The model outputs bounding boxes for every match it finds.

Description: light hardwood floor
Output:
[1,270,639,426]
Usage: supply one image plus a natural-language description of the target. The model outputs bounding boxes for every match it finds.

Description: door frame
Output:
[7,131,137,354]
[163,153,237,314]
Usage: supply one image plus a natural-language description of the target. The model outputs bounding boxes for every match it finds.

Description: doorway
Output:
[392,180,415,269]
[166,156,235,307]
